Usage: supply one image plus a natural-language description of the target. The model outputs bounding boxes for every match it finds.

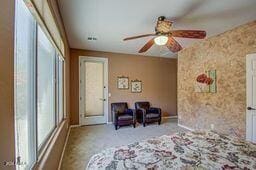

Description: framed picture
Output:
[117,76,129,89]
[131,80,142,93]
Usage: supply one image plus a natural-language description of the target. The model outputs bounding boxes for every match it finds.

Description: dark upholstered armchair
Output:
[111,102,136,130]
[135,102,161,127]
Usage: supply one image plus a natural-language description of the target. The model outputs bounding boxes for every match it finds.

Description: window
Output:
[57,57,64,123]
[14,0,36,169]
[37,26,56,148]
[14,0,65,168]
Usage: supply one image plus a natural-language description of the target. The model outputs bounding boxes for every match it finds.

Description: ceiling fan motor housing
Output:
[158,16,166,21]
[156,16,172,35]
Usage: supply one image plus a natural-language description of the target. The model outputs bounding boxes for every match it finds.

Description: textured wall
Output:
[178,21,256,138]
[70,49,178,125]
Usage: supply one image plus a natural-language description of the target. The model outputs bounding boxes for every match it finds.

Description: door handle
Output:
[247,107,256,110]
[99,98,106,101]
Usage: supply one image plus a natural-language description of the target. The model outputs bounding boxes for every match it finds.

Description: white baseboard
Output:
[178,123,194,131]
[58,126,71,170]
[70,124,81,128]
[162,116,178,119]
[71,117,177,126]
[107,117,176,124]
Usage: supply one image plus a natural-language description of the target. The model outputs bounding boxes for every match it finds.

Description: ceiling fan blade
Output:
[123,34,156,41]
[166,37,182,53]
[139,38,155,53]
[171,30,206,39]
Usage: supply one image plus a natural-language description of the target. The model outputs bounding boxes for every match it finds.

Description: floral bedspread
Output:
[87,131,256,170]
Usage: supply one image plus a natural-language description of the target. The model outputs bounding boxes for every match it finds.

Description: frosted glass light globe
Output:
[154,36,168,45]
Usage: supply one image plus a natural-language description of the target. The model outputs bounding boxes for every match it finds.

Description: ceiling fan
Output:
[123,16,206,53]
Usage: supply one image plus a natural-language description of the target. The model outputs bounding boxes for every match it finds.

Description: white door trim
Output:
[79,56,109,125]
[246,53,256,142]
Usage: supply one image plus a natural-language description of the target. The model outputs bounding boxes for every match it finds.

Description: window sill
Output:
[34,119,69,168]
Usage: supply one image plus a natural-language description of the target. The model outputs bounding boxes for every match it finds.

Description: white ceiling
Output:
[59,0,256,58]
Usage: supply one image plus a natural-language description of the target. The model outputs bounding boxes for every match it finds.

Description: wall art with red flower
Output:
[195,70,216,93]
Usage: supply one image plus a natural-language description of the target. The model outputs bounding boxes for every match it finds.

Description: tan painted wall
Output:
[178,21,256,138]
[70,49,177,125]
[0,0,15,169]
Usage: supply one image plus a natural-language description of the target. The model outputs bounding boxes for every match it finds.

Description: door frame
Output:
[79,56,109,125]
[246,53,256,141]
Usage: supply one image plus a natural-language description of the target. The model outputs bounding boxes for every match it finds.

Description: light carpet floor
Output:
[61,118,186,170]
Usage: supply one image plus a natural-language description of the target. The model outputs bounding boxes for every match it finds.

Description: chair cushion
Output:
[118,114,133,121]
[146,113,159,119]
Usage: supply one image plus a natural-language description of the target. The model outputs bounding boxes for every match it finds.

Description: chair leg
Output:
[143,123,146,127]
[133,123,136,128]
[115,124,118,130]
[158,120,161,125]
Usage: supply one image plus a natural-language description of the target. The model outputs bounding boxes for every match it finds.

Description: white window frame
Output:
[56,55,65,124]
[36,24,57,153]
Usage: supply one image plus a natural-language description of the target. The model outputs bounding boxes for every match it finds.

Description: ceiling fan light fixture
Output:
[154,35,168,46]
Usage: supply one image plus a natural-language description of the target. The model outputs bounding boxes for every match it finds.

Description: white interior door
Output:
[79,56,108,125]
[246,53,256,143]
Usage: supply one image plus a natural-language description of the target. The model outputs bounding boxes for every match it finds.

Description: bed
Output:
[87,131,256,170]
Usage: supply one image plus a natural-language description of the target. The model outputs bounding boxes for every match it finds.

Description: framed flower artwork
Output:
[131,80,142,93]
[117,76,129,89]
